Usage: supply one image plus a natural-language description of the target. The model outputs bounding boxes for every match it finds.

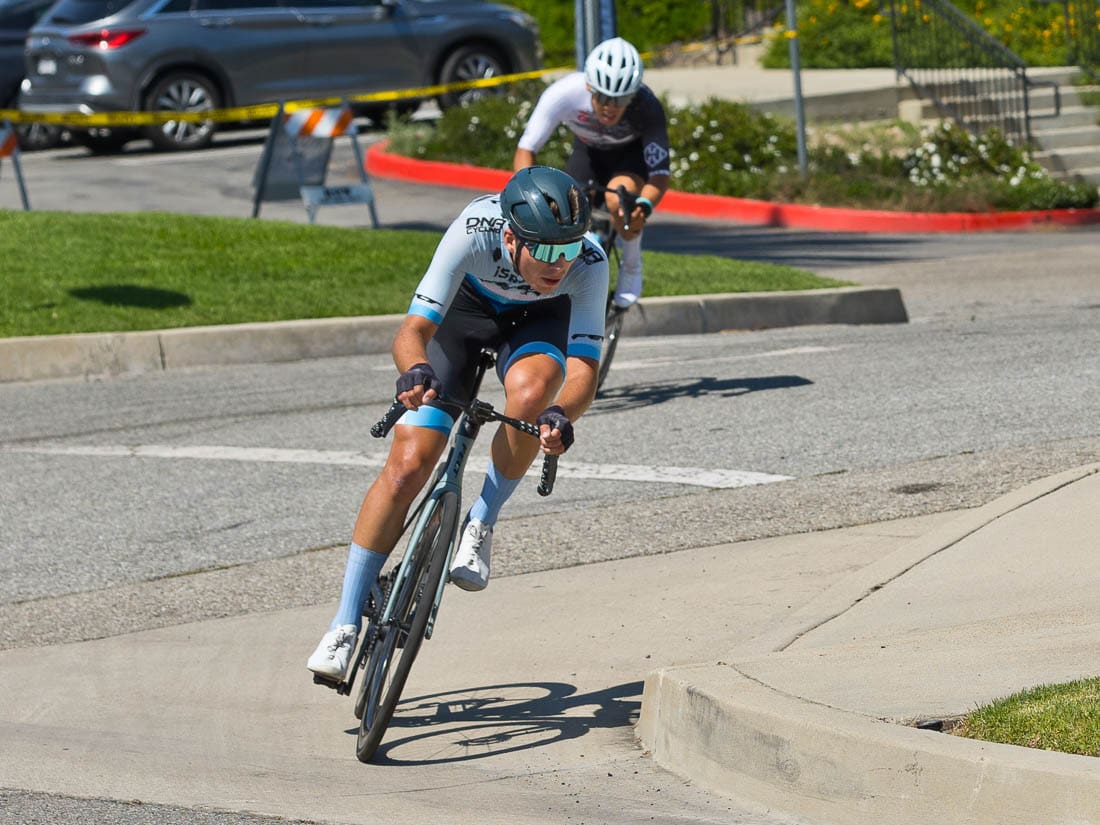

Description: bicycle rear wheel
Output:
[597,301,626,393]
[355,490,458,762]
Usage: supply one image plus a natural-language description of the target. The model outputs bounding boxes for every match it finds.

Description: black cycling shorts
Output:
[403,278,571,434]
[566,137,649,202]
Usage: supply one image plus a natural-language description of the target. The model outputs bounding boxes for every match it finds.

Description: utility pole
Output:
[575,0,617,67]
[784,0,809,179]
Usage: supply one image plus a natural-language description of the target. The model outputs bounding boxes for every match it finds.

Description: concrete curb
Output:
[636,464,1100,825]
[637,664,1100,825]
[0,287,907,383]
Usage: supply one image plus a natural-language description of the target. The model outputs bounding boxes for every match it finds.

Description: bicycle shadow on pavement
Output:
[594,374,812,413]
[347,680,642,765]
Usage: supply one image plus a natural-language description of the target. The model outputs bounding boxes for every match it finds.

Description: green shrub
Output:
[506,0,725,67]
[387,91,1098,211]
[763,0,1069,69]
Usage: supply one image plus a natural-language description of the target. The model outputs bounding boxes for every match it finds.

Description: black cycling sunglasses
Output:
[592,92,635,107]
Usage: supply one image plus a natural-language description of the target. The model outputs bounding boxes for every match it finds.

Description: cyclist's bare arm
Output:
[513,147,537,171]
[558,355,599,419]
[392,315,440,408]
[616,172,671,239]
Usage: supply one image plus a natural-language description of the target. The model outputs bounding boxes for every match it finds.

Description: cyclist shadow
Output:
[348,680,642,765]
[595,374,812,412]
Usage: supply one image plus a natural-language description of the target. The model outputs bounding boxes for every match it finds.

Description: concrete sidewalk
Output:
[639,464,1100,825]
[0,467,1095,823]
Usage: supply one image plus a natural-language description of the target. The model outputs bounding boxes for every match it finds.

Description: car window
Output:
[0,0,53,29]
[195,0,285,9]
[43,0,136,25]
[155,0,192,11]
[291,0,384,8]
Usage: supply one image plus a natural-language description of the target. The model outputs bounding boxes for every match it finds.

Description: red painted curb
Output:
[365,141,1100,234]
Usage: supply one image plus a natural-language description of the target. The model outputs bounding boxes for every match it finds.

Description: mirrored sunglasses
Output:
[593,92,635,107]
[523,239,584,263]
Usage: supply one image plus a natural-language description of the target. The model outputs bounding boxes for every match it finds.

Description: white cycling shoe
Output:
[307,624,358,680]
[449,518,492,591]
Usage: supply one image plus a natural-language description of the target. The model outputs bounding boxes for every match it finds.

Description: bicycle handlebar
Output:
[370,397,559,496]
[587,181,640,233]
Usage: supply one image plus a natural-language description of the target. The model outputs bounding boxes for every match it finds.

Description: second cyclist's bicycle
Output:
[314,348,558,763]
[588,182,640,393]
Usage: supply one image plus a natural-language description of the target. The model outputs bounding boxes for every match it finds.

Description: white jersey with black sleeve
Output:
[517,71,671,178]
[407,194,609,363]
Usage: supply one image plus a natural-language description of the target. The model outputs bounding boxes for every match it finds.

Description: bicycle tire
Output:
[597,302,626,393]
[355,490,458,762]
[352,571,394,721]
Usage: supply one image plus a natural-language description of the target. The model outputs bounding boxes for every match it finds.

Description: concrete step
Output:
[1031,124,1100,150]
[1031,105,1100,130]
[912,84,1097,123]
[1044,165,1100,186]
[1034,144,1100,174]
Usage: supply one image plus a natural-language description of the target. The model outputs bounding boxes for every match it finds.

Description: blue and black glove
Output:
[536,404,574,452]
[396,362,443,397]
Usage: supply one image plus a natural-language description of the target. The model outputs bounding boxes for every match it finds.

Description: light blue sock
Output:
[330,543,388,631]
[468,459,524,526]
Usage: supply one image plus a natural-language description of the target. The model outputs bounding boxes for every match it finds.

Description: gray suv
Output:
[19,0,541,152]
[1,0,65,148]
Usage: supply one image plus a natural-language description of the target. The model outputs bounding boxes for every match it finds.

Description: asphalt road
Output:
[1,132,1099,824]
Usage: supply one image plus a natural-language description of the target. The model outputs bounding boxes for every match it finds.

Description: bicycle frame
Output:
[336,349,556,697]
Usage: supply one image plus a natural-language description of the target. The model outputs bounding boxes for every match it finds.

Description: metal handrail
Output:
[890,0,1062,145]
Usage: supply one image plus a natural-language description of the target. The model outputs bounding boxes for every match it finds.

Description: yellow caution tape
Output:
[0,66,553,127]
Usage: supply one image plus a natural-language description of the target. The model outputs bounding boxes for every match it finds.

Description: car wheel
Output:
[436,44,507,110]
[73,127,132,154]
[143,71,221,151]
[16,122,63,152]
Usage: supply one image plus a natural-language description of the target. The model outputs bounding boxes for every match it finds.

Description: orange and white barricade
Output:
[0,119,31,210]
[252,102,377,227]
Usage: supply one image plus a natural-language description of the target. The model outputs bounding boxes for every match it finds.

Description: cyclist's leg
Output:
[492,296,570,477]
[592,142,648,307]
[311,286,497,672]
[307,422,448,679]
[450,298,569,589]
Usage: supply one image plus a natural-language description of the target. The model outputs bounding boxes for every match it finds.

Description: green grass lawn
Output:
[953,677,1100,757]
[0,211,849,338]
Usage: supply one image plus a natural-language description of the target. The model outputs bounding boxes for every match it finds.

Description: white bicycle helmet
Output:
[584,37,643,99]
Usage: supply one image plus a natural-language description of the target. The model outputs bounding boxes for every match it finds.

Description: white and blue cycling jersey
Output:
[407,193,609,364]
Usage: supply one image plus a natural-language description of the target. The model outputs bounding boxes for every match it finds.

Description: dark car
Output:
[0,0,65,149]
[17,0,541,153]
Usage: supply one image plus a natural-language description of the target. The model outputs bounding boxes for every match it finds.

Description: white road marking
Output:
[370,344,840,372]
[5,444,791,490]
[613,345,841,371]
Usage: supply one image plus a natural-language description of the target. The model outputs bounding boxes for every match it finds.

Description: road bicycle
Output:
[313,348,558,763]
[587,182,640,394]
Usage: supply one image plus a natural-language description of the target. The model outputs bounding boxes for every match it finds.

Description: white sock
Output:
[620,233,643,272]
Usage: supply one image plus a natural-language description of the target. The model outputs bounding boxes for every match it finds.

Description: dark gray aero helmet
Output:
[500,166,591,244]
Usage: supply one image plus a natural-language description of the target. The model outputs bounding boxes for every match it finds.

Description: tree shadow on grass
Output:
[69,284,192,310]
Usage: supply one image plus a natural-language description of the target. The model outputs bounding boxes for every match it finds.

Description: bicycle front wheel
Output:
[355,490,458,762]
[597,302,626,393]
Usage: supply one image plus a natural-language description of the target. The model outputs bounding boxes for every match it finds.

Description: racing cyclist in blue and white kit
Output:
[514,37,670,309]
[307,167,609,681]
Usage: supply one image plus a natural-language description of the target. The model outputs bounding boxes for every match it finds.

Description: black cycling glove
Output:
[536,404,574,452]
[396,362,443,397]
